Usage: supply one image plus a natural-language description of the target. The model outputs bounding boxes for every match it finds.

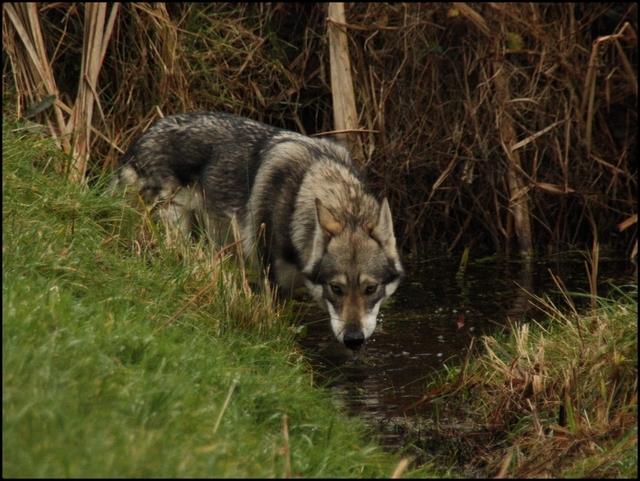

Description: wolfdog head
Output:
[302,198,404,350]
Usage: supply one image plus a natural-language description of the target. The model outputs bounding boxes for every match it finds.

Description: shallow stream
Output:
[294,255,635,467]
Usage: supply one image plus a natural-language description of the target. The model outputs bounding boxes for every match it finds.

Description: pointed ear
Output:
[305,199,343,272]
[370,198,396,249]
[316,198,344,236]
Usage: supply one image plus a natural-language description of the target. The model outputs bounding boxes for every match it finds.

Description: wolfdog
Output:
[116,112,403,350]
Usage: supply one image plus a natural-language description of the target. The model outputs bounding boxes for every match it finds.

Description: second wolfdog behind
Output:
[116,112,403,350]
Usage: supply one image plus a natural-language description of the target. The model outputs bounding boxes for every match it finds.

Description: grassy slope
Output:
[2,122,425,477]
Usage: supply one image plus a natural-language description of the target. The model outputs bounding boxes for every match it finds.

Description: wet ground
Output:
[293,255,636,469]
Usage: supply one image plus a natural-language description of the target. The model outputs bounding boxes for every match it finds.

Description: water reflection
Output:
[295,256,635,449]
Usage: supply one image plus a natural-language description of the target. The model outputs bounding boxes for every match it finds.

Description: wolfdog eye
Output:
[364,285,378,295]
[329,283,343,295]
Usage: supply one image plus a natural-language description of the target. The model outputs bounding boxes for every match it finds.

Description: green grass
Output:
[2,122,426,477]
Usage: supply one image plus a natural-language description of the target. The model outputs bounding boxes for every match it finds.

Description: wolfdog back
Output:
[116,112,403,350]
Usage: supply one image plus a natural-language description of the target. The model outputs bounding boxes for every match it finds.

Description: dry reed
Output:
[3,3,637,258]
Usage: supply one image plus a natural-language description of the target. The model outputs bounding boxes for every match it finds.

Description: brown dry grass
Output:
[408,284,637,477]
[344,3,637,260]
[3,3,637,258]
[467,290,637,477]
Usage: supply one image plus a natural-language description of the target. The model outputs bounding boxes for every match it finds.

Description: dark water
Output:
[294,255,635,456]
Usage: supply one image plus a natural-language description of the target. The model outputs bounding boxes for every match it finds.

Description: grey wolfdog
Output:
[116,112,403,350]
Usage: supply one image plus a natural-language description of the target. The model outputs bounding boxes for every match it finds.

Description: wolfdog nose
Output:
[343,330,365,351]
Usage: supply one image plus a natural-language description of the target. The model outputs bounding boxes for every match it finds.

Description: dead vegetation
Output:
[3,3,637,258]
[393,283,637,477]
[458,290,637,477]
